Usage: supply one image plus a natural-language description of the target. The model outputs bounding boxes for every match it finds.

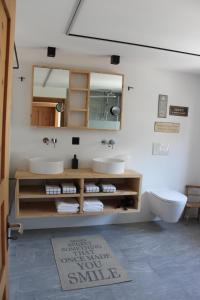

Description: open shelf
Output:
[15,168,142,219]
[19,201,80,218]
[18,186,80,199]
[83,189,138,197]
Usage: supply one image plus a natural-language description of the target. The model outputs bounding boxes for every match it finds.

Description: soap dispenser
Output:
[72,154,78,169]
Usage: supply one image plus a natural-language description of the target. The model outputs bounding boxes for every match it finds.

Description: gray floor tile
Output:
[9,221,200,300]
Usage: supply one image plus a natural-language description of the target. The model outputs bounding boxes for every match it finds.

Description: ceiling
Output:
[15,0,200,73]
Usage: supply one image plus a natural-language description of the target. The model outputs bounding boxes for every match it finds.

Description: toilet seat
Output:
[151,189,187,203]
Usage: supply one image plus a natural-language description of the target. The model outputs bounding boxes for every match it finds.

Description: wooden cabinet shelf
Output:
[15,168,142,219]
[69,108,87,112]
[18,186,80,199]
[69,88,88,92]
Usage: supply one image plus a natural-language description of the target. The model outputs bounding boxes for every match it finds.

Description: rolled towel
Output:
[84,182,100,193]
[100,183,116,193]
[61,183,77,194]
[45,185,61,195]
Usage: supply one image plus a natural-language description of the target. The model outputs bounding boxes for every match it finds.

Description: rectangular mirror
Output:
[31,67,123,130]
[32,66,69,127]
[89,73,123,130]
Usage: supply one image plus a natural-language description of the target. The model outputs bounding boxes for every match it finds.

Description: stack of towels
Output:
[83,198,104,212]
[100,183,117,193]
[55,199,79,213]
[61,183,77,194]
[84,182,100,193]
[45,184,61,195]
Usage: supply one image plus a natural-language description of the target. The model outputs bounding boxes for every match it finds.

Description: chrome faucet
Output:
[43,137,57,148]
[101,139,115,149]
[51,138,57,148]
[108,139,115,149]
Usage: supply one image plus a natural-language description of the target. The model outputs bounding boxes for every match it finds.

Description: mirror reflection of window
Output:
[32,67,69,127]
[89,73,123,130]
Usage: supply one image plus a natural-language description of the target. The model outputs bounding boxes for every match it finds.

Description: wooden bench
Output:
[184,185,200,224]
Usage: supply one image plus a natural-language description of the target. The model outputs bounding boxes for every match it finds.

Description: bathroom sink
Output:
[92,158,125,174]
[29,157,64,174]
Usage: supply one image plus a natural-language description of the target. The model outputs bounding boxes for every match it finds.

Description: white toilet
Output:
[148,189,187,223]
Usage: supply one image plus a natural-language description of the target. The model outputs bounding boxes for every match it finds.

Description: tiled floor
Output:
[9,221,200,300]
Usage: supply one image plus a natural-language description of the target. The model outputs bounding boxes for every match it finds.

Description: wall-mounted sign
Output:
[158,94,168,118]
[154,122,180,133]
[169,105,189,117]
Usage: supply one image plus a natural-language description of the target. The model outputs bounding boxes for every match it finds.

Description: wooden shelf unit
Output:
[67,71,90,128]
[15,169,142,218]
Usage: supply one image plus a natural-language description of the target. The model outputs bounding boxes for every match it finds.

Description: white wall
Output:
[9,48,200,229]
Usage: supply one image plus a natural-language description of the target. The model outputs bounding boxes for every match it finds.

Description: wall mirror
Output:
[31,66,124,130]
[32,67,69,127]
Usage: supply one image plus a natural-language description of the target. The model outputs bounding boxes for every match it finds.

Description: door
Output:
[0,1,15,299]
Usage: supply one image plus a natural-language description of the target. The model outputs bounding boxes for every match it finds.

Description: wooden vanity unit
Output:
[15,169,142,218]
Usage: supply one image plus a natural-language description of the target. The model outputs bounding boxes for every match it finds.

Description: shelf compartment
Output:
[83,189,137,197]
[82,198,138,215]
[68,111,87,128]
[70,72,90,90]
[18,201,80,218]
[18,186,81,199]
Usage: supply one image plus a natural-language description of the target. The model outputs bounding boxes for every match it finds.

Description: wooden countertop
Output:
[15,168,142,179]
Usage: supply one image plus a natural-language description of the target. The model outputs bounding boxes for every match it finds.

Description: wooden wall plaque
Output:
[154,122,180,133]
[169,106,188,116]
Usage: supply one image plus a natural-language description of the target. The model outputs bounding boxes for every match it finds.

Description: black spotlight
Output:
[111,55,120,65]
[47,47,56,57]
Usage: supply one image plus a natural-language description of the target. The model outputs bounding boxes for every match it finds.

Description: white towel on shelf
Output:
[45,185,61,195]
[61,183,77,194]
[55,199,79,213]
[83,198,104,212]
[84,183,100,193]
[100,183,116,193]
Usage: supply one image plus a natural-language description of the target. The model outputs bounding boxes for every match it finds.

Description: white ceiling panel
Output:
[15,0,200,73]
[72,0,200,54]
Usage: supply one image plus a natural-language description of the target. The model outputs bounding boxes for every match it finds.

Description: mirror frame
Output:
[31,65,124,131]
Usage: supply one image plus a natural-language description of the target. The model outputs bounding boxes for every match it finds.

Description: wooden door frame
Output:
[0,1,15,299]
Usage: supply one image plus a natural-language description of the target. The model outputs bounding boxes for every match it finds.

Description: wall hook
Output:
[128,86,134,91]
[18,76,26,82]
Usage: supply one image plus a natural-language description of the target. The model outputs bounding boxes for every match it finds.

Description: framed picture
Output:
[158,94,168,118]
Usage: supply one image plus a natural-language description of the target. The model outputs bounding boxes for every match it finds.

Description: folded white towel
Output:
[57,208,79,213]
[83,199,104,212]
[55,199,79,213]
[83,206,103,212]
[84,183,100,193]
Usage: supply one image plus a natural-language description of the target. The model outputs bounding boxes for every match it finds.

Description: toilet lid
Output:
[151,189,187,202]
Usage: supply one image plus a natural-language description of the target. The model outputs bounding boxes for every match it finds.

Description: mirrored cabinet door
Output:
[32,67,69,127]
[89,73,123,130]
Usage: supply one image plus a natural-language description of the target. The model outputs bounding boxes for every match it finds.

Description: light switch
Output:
[152,143,169,156]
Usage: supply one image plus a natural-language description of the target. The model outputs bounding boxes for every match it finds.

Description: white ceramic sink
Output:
[92,158,125,174]
[29,157,64,174]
